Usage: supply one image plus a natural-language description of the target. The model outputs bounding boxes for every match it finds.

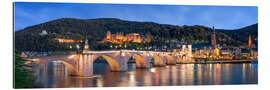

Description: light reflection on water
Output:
[32,62,258,88]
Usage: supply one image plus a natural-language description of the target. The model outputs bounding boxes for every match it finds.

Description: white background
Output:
[1,0,269,90]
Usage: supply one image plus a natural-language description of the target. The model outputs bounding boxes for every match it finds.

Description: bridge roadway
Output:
[32,50,193,76]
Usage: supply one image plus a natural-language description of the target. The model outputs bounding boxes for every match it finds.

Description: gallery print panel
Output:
[13,2,258,88]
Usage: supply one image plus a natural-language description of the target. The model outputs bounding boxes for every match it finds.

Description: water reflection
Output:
[32,62,258,88]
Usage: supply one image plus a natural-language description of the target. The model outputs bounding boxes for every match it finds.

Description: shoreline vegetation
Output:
[14,51,35,88]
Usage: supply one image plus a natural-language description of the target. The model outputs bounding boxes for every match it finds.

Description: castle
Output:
[101,31,149,44]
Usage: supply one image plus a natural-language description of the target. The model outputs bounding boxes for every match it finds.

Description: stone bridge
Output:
[32,50,193,77]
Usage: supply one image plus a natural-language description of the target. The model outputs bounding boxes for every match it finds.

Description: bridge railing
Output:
[82,50,181,56]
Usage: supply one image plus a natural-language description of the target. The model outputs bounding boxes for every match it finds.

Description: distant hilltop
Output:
[15,18,258,51]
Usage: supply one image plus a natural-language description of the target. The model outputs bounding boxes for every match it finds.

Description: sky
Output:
[14,2,258,31]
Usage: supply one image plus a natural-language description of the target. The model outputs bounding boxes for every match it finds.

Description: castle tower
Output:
[211,26,217,48]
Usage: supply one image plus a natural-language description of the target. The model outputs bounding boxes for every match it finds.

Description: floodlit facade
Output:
[101,31,150,44]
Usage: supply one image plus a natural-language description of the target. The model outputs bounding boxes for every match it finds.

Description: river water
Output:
[32,62,258,88]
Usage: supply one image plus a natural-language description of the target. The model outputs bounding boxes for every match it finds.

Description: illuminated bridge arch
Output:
[178,54,188,63]
[152,54,164,66]
[132,54,147,68]
[94,55,121,71]
[176,56,183,63]
[56,60,78,76]
[166,55,176,65]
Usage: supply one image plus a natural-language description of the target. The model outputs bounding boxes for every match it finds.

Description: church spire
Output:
[211,26,216,48]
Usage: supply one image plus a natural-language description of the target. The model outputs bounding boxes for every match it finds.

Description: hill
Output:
[14,18,258,51]
[217,23,258,45]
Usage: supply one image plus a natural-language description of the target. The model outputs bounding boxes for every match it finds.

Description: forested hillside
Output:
[15,18,258,51]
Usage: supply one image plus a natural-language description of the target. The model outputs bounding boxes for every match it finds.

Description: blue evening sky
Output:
[14,2,258,31]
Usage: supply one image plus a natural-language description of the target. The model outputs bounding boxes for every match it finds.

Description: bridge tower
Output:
[182,45,186,51]
[83,39,89,53]
[188,45,192,57]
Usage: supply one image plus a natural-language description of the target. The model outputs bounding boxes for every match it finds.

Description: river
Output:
[32,62,258,88]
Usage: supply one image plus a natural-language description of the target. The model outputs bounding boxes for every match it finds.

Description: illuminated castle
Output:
[55,38,82,43]
[101,31,149,44]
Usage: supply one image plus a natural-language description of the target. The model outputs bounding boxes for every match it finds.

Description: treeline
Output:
[218,24,258,45]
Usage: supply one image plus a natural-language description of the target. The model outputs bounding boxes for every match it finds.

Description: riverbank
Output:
[179,59,253,64]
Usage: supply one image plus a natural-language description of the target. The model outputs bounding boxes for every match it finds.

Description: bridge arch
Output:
[182,55,188,63]
[94,55,121,71]
[166,55,176,65]
[152,54,164,66]
[132,54,147,68]
[176,56,183,63]
[56,60,78,76]
[34,59,79,76]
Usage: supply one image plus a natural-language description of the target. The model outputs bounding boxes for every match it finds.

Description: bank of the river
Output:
[189,59,253,64]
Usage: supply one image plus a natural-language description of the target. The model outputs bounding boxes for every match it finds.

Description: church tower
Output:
[211,26,217,48]
[106,31,111,40]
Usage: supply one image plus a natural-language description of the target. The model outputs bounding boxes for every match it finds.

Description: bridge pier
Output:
[114,55,128,71]
[164,54,177,65]
[138,55,152,69]
[77,54,94,76]
[152,54,166,67]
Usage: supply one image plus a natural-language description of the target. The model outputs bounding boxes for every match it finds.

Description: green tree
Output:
[14,51,34,88]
